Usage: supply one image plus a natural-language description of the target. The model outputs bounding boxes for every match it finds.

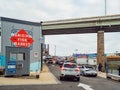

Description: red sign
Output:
[10,29,34,48]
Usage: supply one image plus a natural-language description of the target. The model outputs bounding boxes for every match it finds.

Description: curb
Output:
[44,64,61,84]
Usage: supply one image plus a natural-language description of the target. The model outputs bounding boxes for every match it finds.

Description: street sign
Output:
[10,29,34,47]
[7,61,16,74]
[34,52,38,57]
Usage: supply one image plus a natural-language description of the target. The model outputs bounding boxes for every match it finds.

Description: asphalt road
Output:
[0,64,120,90]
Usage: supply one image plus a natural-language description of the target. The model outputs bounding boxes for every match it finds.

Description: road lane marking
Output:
[78,83,94,90]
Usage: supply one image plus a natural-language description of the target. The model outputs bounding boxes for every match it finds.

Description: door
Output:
[5,46,30,76]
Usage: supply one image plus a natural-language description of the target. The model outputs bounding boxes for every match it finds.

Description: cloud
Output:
[0,0,119,20]
[107,0,120,14]
[45,34,97,56]
[105,32,120,53]
[0,0,120,56]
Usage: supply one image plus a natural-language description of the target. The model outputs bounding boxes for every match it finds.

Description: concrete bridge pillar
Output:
[97,31,105,71]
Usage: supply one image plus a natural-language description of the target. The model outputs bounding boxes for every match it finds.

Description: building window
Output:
[10,53,25,61]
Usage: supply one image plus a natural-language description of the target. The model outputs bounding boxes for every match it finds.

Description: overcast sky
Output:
[0,0,120,56]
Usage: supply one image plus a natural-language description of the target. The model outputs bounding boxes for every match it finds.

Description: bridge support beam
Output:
[97,31,105,72]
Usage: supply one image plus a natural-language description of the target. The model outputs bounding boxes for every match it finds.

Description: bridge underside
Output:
[42,25,120,35]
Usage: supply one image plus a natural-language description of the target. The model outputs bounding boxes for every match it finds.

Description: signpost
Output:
[10,29,34,48]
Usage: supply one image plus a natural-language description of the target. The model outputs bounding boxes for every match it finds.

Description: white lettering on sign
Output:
[8,65,16,69]
[10,29,34,48]
[14,42,30,47]
[17,38,27,42]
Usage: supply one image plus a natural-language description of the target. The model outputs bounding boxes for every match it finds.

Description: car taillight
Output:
[75,68,80,72]
[60,67,65,71]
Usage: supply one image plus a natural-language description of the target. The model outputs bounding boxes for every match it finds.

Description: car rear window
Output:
[64,63,77,68]
[85,66,94,69]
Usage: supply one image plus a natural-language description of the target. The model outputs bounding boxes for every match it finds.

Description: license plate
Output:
[66,69,73,71]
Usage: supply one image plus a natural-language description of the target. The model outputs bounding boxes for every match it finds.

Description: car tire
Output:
[83,73,86,76]
[94,75,97,77]
[60,77,63,81]
[81,71,83,75]
[77,77,80,81]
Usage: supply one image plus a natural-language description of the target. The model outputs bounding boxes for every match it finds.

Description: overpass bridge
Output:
[42,14,120,35]
[42,14,120,71]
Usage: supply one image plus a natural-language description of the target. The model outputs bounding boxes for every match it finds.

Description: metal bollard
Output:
[36,70,40,79]
[36,74,39,79]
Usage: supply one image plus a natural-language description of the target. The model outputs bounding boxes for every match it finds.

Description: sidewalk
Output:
[0,63,60,86]
[94,72,120,82]
[98,72,107,78]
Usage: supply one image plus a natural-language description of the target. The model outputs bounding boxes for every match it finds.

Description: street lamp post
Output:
[75,49,78,62]
[116,51,118,56]
[105,0,107,16]
[54,45,56,56]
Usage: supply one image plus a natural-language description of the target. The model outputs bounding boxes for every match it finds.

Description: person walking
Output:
[98,63,102,72]
[118,66,120,76]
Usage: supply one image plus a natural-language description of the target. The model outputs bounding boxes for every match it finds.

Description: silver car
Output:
[80,65,97,77]
[60,62,80,81]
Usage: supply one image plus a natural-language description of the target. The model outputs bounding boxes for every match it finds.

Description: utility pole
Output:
[105,0,107,16]
[75,49,78,62]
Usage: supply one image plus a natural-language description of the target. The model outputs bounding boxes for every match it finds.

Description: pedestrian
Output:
[105,62,108,73]
[98,63,102,72]
[118,66,120,76]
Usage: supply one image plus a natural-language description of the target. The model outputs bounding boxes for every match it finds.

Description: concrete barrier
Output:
[107,73,120,81]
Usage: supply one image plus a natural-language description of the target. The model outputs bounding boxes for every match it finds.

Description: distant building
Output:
[106,56,120,75]
[73,53,97,65]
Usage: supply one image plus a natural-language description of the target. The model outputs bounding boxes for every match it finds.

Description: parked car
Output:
[46,59,53,64]
[80,65,97,77]
[56,60,64,66]
[60,62,80,81]
[64,60,76,63]
[64,60,71,63]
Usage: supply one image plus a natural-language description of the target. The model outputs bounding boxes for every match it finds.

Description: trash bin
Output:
[36,74,39,79]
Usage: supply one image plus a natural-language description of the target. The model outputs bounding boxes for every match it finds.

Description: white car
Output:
[60,62,80,81]
[80,65,97,77]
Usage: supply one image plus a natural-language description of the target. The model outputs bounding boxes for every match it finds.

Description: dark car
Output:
[46,59,53,64]
[64,60,71,63]
[58,60,64,66]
